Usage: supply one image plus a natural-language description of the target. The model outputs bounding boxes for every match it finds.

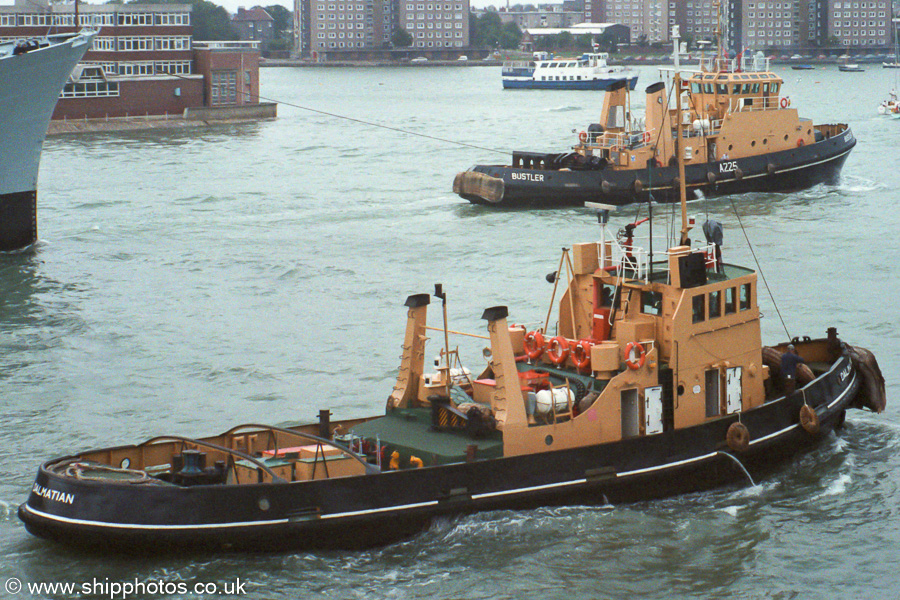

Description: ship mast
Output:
[672,26,689,246]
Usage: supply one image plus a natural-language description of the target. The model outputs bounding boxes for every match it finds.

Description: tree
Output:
[637,34,648,47]
[128,0,238,40]
[190,0,238,40]
[264,4,293,43]
[498,21,522,50]
[391,27,413,47]
[474,11,503,48]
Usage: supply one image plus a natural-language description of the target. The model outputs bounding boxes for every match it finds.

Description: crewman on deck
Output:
[781,345,805,396]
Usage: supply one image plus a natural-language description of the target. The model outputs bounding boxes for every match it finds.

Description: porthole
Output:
[784,134,789,141]
[259,498,270,511]
[751,140,756,147]
[763,138,767,145]
[727,144,733,151]
[120,458,131,469]
[545,435,553,446]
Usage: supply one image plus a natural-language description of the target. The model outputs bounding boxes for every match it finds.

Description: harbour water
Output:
[1,64,899,598]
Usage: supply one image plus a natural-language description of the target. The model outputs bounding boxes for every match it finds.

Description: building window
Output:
[118,61,155,75]
[118,13,155,26]
[211,71,237,105]
[92,37,117,51]
[60,80,120,98]
[21,14,50,26]
[156,36,191,51]
[118,37,155,51]
[157,13,190,25]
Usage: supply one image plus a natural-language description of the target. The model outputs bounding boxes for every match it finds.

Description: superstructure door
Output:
[726,367,742,414]
[644,386,664,435]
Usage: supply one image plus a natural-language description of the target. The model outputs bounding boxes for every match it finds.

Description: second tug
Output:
[456,18,855,207]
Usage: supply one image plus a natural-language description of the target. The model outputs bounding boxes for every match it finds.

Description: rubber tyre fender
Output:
[726,421,750,452]
[799,404,820,435]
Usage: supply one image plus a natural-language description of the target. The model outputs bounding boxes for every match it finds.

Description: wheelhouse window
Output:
[725,287,737,315]
[709,290,721,319]
[692,295,705,323]
[740,283,751,310]
[642,290,662,315]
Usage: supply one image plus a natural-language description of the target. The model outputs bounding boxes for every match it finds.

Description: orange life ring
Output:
[579,131,588,144]
[780,97,789,109]
[571,339,592,370]
[797,138,804,147]
[624,341,646,370]
[642,131,651,144]
[524,331,545,360]
[546,336,570,365]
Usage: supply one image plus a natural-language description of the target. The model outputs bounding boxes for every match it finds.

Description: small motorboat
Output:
[839,63,865,72]
[877,90,900,115]
[791,64,815,70]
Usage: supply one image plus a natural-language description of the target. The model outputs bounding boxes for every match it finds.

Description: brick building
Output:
[233,6,276,48]
[0,0,267,120]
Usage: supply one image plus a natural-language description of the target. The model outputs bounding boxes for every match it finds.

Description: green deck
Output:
[350,408,504,466]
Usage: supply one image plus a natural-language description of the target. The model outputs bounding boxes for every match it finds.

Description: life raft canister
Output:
[546,336,570,365]
[524,330,545,359]
[571,339,593,370]
[624,341,646,370]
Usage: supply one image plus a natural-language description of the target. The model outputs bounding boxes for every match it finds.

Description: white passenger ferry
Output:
[502,52,638,90]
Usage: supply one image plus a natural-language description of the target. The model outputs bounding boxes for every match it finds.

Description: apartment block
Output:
[498,9,585,29]
[743,0,803,48]
[601,0,670,42]
[826,0,892,47]
[307,0,378,54]
[399,0,470,49]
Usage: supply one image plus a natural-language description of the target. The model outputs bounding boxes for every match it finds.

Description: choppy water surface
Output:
[1,64,899,598]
